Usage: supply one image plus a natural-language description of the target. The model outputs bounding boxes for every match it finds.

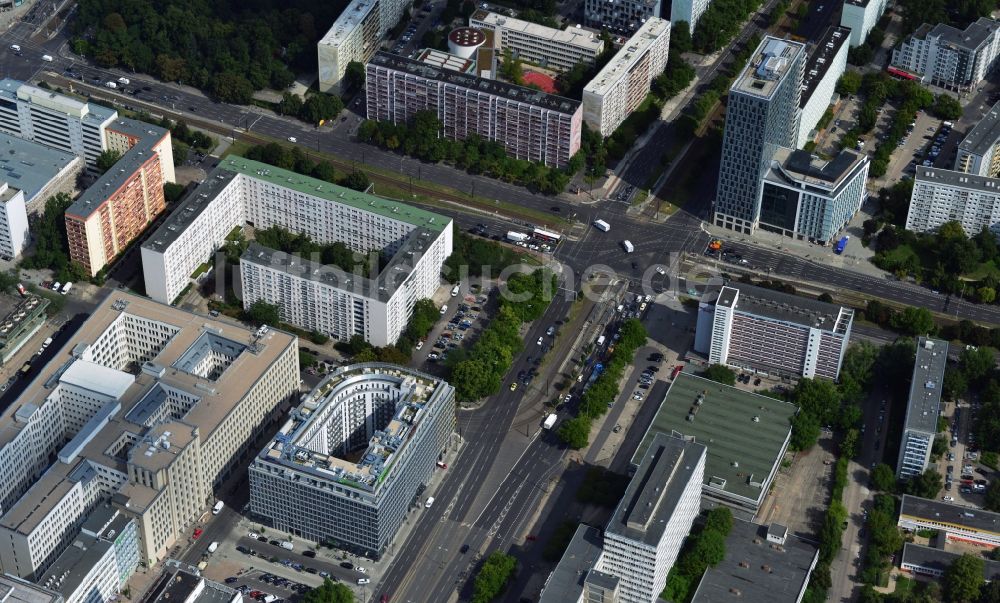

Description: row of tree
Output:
[336,299,441,364]
[557,319,648,449]
[442,233,524,283]
[691,0,762,53]
[661,508,734,601]
[274,91,346,125]
[241,142,371,192]
[254,225,379,277]
[471,551,517,603]
[20,193,88,282]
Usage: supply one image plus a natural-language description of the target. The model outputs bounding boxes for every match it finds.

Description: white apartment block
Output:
[469,10,604,72]
[906,166,1000,237]
[317,0,412,92]
[0,182,28,259]
[840,0,890,47]
[956,100,1000,177]
[670,0,711,30]
[0,79,117,166]
[599,434,705,603]
[582,17,670,137]
[897,338,948,479]
[141,156,453,347]
[0,294,299,571]
[891,18,1000,92]
[584,0,662,34]
[796,27,849,149]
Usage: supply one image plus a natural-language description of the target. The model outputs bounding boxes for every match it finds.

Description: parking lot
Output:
[936,399,992,509]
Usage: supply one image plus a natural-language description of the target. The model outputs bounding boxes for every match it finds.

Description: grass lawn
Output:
[190,263,211,279]
[962,259,1000,281]
[877,244,920,269]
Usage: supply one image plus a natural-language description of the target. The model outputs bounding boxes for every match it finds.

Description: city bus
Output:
[532,228,561,244]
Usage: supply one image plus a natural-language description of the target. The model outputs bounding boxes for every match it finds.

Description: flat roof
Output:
[800,27,850,108]
[959,100,1000,157]
[0,133,79,202]
[0,294,48,343]
[318,0,378,47]
[900,494,1000,537]
[902,543,1000,579]
[732,36,806,100]
[0,575,62,603]
[538,525,607,603]
[692,519,818,602]
[143,564,238,603]
[769,147,866,191]
[922,18,999,51]
[583,17,668,96]
[470,10,603,53]
[633,373,797,504]
[66,118,169,219]
[609,433,705,546]
[416,48,476,74]
[0,79,116,127]
[37,533,112,598]
[917,165,1000,192]
[903,338,948,435]
[368,51,581,114]
[712,283,852,334]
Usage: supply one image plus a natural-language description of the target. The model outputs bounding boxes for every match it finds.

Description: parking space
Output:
[936,400,992,508]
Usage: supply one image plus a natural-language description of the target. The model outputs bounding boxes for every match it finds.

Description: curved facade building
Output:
[248,364,456,558]
[448,27,486,59]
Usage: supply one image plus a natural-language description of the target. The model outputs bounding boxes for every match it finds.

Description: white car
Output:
[357,578,370,585]
[415,340,424,350]
[537,337,543,345]
[356,567,367,574]
[248,532,259,539]
[287,136,297,143]
[655,266,666,275]
[942,496,955,502]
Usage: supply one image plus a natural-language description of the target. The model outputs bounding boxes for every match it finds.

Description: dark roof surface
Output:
[800,27,850,108]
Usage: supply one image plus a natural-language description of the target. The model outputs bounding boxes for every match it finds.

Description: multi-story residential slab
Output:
[695,283,854,380]
[897,337,948,479]
[906,166,1000,236]
[840,0,890,47]
[899,494,1000,547]
[584,0,661,34]
[249,363,455,559]
[469,10,604,72]
[582,17,670,137]
[65,119,173,277]
[0,293,299,572]
[600,433,705,603]
[0,182,27,260]
[141,156,452,347]
[539,525,618,603]
[670,0,711,30]
[715,37,806,233]
[956,101,1000,177]
[317,0,412,92]
[796,27,850,148]
[0,79,116,166]
[891,18,1000,92]
[758,147,870,244]
[365,51,582,168]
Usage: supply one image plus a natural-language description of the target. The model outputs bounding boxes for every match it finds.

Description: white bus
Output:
[532,227,561,244]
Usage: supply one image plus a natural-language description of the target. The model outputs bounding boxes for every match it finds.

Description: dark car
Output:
[269,540,280,546]
[460,544,470,554]
[257,535,268,542]
[340,561,354,570]
[303,550,316,558]
[225,578,238,584]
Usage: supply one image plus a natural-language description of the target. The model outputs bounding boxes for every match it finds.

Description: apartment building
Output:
[0,293,299,571]
[0,79,116,166]
[469,10,604,72]
[538,526,618,603]
[758,147,870,244]
[906,166,1000,237]
[143,561,241,603]
[897,338,948,479]
[796,27,850,148]
[599,434,705,603]
[670,0,711,30]
[582,17,670,137]
[695,283,854,380]
[0,133,81,216]
[366,51,582,168]
[715,37,806,234]
[840,0,890,47]
[891,18,1000,92]
[317,0,412,92]
[584,0,661,34]
[0,181,27,260]
[956,100,1000,177]
[65,119,173,277]
[249,363,455,559]
[898,494,1000,548]
[141,156,453,347]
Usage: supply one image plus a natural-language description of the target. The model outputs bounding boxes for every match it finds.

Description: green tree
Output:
[790,411,821,451]
[890,306,936,336]
[246,300,280,326]
[299,350,317,369]
[20,192,75,277]
[907,469,943,499]
[557,416,592,449]
[471,551,516,603]
[985,480,1000,512]
[704,507,733,535]
[95,149,122,174]
[942,553,984,603]
[836,71,862,96]
[340,170,371,192]
[960,346,995,384]
[277,91,303,117]
[871,463,896,492]
[310,330,330,345]
[302,578,354,603]
[212,72,254,104]
[979,287,997,304]
[702,364,736,385]
[670,20,692,53]
[300,92,344,124]
[344,60,366,93]
[933,94,963,120]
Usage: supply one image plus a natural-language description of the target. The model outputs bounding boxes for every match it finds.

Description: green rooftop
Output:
[633,372,796,505]
[221,155,448,232]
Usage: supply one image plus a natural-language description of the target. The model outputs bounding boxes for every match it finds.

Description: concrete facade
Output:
[584,0,662,34]
[897,338,948,479]
[906,166,1000,237]
[840,0,890,47]
[317,0,412,92]
[469,10,604,72]
[795,27,849,148]
[891,18,1000,92]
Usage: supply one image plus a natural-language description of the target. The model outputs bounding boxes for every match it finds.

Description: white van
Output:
[8,45,19,52]
[212,500,224,515]
[117,77,130,85]
[41,55,53,62]
[105,81,117,89]
[207,541,219,553]
[451,283,460,297]
[425,496,435,508]
[280,541,294,550]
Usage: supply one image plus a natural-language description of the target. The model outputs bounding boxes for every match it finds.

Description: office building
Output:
[365,51,582,168]
[0,294,49,365]
[0,575,62,603]
[249,363,456,559]
[0,132,81,215]
[0,293,299,571]
[539,526,619,603]
[0,182,27,260]
[671,0,711,30]
[901,543,1000,581]
[691,521,818,602]
[447,27,488,59]
[891,18,1000,92]
[0,79,117,166]
[840,0,890,47]
[469,11,604,72]
[317,0,412,92]
[65,119,173,277]
[632,373,796,518]
[906,166,1000,237]
[694,283,854,380]
[897,337,948,479]
[796,27,850,148]
[584,0,661,34]
[899,495,1000,548]
[758,148,870,244]
[582,18,670,137]
[956,101,1000,177]
[142,156,452,347]
[715,37,806,234]
[142,561,240,603]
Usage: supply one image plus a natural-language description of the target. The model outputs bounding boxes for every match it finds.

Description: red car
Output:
[380,596,389,603]
[193,528,203,539]
[525,535,537,541]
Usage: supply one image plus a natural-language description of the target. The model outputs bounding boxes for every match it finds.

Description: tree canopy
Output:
[246,299,280,326]
[471,551,516,603]
[701,364,735,385]
[942,553,985,603]
[302,578,353,603]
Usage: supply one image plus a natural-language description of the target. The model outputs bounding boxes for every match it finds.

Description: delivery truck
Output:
[542,414,557,430]
[622,240,634,253]
[506,231,529,243]
[593,219,610,232]
[834,236,849,254]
